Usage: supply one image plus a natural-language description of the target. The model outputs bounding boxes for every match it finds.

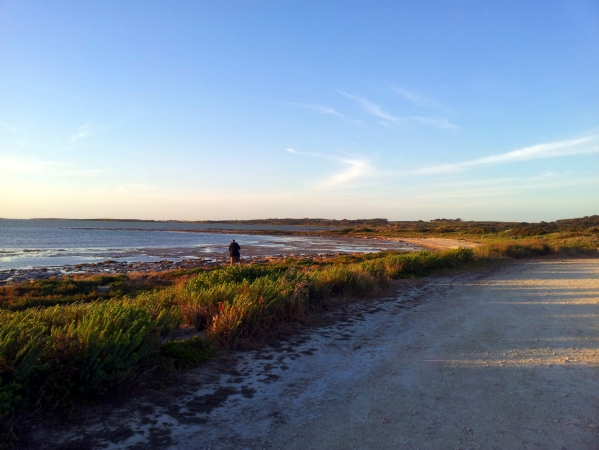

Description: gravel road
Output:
[29,259,599,450]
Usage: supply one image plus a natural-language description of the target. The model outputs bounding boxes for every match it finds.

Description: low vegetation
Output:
[0,275,127,310]
[330,215,599,246]
[0,272,195,311]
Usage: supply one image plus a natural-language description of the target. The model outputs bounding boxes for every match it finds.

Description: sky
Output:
[0,1,598,222]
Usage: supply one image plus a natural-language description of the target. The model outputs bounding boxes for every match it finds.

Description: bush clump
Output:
[0,275,127,310]
[0,299,181,436]
[475,240,553,258]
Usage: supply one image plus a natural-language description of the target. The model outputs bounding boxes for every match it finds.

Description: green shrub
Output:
[309,265,379,298]
[207,274,298,346]
[47,303,158,395]
[0,299,180,425]
[177,283,237,330]
[0,312,48,420]
[475,241,553,258]
[186,264,287,289]
[0,275,127,311]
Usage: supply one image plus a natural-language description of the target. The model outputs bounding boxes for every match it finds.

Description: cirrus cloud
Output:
[413,135,599,175]
[286,148,373,188]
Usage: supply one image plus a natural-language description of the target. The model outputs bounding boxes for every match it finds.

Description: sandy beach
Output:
[398,238,481,251]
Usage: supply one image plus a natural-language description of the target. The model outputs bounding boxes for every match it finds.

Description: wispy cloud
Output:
[409,116,457,130]
[414,136,599,175]
[116,184,157,194]
[71,123,92,142]
[323,158,372,187]
[0,155,104,178]
[59,169,104,177]
[69,115,135,144]
[533,171,557,180]
[283,102,360,123]
[339,91,457,130]
[389,85,445,110]
[408,175,599,200]
[390,86,423,104]
[0,156,58,174]
[286,148,373,187]
[338,91,401,122]
[0,120,18,133]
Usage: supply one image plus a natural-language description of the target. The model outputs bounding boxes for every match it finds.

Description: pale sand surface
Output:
[25,259,599,449]
[398,237,481,251]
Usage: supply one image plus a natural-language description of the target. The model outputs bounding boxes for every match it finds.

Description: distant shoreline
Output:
[18,217,389,226]
[6,216,591,225]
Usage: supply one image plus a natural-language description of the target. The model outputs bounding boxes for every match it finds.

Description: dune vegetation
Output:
[326,215,599,246]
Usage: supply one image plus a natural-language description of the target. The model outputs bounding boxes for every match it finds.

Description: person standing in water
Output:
[228,239,241,265]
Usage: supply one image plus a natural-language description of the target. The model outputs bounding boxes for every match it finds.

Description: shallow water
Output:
[0,219,413,270]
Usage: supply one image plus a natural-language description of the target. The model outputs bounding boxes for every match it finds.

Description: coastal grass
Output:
[158,248,476,347]
[473,238,598,259]
[0,275,128,311]
[0,297,184,441]
[0,271,194,311]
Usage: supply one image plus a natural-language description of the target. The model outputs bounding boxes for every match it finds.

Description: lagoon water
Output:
[0,219,409,270]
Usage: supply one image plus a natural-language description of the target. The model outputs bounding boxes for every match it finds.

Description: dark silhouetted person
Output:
[229,239,241,265]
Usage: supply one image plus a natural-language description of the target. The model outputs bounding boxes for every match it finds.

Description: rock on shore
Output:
[0,253,346,285]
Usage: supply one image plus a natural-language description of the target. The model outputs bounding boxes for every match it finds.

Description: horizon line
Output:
[2,216,596,224]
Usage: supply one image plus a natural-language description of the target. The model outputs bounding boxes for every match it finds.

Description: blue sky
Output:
[1,1,597,221]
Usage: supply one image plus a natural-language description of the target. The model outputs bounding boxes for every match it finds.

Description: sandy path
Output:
[29,259,599,449]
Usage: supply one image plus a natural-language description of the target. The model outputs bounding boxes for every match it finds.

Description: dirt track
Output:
[29,259,599,449]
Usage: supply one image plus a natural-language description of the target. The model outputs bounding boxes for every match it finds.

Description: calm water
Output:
[0,219,409,270]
